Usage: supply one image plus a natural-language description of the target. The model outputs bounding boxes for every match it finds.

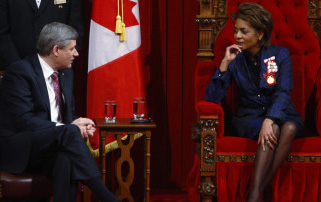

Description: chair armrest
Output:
[196,101,225,138]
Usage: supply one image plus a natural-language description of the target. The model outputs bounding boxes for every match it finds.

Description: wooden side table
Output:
[94,118,156,202]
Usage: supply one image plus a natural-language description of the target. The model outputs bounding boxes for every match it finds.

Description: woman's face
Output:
[234,18,263,55]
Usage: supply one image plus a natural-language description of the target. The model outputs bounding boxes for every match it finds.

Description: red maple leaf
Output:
[92,0,139,32]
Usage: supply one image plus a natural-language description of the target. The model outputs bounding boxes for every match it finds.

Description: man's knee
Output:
[60,124,82,142]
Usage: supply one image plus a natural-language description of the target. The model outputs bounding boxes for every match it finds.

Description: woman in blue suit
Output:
[205,3,303,201]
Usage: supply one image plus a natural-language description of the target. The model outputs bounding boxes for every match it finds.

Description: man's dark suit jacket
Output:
[0,0,83,68]
[0,54,78,174]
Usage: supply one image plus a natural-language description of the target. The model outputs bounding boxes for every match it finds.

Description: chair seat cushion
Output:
[217,136,321,155]
[0,171,52,198]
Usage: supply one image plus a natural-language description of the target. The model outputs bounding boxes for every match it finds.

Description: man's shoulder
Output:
[4,56,39,81]
[8,55,37,70]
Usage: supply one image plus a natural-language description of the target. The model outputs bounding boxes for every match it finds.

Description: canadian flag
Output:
[86,0,145,152]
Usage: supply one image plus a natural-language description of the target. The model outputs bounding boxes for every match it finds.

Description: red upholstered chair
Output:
[188,0,321,201]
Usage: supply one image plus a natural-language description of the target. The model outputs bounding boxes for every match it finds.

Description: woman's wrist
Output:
[264,118,274,126]
[219,58,230,71]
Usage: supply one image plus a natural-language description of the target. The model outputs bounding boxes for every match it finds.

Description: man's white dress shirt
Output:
[38,54,62,124]
[36,0,41,8]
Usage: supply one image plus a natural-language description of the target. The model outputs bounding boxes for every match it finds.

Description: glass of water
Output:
[104,100,116,123]
[133,98,145,120]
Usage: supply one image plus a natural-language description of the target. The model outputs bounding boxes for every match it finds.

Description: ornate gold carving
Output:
[213,19,228,43]
[218,155,225,162]
[203,135,215,165]
[198,181,216,196]
[192,123,202,142]
[229,155,236,162]
[197,0,228,60]
[308,0,319,17]
[196,18,216,24]
[313,21,321,33]
[241,155,248,162]
[310,156,316,162]
[197,0,211,4]
[299,156,305,162]
[200,169,216,172]
[199,118,218,132]
[215,154,321,163]
[308,20,321,34]
[213,0,227,16]
[217,0,227,16]
[308,0,321,49]
[309,20,321,48]
[287,155,293,162]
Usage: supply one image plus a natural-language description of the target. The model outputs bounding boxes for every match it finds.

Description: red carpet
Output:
[150,189,191,202]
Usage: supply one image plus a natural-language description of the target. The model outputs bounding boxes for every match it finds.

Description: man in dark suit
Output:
[0,22,118,202]
[0,0,83,69]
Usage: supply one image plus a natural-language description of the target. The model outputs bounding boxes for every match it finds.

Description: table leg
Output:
[115,134,135,202]
[100,131,107,184]
[144,131,151,202]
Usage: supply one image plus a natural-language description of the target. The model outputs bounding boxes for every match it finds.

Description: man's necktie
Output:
[51,72,63,122]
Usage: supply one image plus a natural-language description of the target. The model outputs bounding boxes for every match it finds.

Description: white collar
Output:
[38,54,56,79]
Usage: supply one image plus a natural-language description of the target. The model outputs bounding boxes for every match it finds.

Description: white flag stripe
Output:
[131,0,140,24]
[88,21,141,73]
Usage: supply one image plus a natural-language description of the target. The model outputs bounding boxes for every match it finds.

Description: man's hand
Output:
[258,118,278,151]
[72,117,96,139]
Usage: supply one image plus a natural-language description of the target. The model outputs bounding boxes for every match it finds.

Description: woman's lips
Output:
[237,43,244,49]
[237,42,244,46]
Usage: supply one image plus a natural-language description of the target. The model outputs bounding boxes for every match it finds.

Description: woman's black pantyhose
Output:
[247,122,297,202]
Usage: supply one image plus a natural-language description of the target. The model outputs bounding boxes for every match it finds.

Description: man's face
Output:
[56,39,79,69]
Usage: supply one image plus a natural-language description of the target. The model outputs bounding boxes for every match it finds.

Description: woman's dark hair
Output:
[231,2,273,48]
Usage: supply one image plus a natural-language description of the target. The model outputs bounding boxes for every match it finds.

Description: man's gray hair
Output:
[37,22,78,56]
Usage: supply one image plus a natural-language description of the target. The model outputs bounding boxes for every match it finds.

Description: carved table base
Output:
[95,118,156,202]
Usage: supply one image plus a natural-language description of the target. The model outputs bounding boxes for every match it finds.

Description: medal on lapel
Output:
[263,56,278,86]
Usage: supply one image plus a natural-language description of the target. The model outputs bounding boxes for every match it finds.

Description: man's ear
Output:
[52,45,60,57]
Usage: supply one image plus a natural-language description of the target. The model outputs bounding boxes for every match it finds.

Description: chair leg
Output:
[83,184,91,202]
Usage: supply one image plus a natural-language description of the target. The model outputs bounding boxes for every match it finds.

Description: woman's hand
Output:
[219,44,242,72]
[258,118,278,151]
